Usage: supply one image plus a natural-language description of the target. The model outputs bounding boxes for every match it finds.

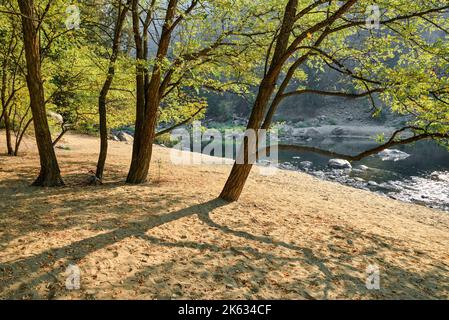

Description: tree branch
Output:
[155,106,205,137]
[281,88,384,99]
[269,128,449,162]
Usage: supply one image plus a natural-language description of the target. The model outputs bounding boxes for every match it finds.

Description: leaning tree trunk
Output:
[14,117,33,156]
[219,0,298,202]
[18,0,63,186]
[219,79,276,201]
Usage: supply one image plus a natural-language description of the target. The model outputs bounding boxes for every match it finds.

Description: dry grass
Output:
[0,132,448,300]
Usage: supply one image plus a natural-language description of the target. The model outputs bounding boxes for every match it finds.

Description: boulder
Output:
[117,131,134,143]
[280,162,295,170]
[430,172,449,182]
[311,170,325,178]
[378,149,410,161]
[299,161,313,169]
[328,159,352,169]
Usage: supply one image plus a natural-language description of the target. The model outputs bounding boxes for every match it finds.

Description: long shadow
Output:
[124,232,449,299]
[197,211,337,298]
[0,199,228,298]
[195,212,449,299]
[0,167,178,245]
[2,152,448,299]
[129,234,327,299]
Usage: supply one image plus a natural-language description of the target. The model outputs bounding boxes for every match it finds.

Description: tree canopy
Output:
[0,0,448,191]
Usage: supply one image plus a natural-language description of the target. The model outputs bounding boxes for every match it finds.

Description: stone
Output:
[328,159,352,169]
[430,172,449,182]
[378,149,410,161]
[117,131,134,143]
[299,161,313,169]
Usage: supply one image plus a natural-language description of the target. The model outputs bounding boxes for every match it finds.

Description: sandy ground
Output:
[0,132,448,300]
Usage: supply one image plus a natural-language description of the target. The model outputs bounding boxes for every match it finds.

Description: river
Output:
[276,138,449,211]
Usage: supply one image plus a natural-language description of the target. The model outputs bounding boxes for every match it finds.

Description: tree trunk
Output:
[96,95,108,179]
[4,111,14,155]
[219,79,278,201]
[95,0,130,180]
[127,0,147,183]
[18,0,63,186]
[126,99,158,183]
[52,126,69,147]
[219,0,298,201]
[126,0,177,184]
[14,117,33,156]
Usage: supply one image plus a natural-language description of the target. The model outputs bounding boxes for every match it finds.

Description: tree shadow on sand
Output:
[0,199,227,298]
[0,160,186,245]
[1,196,448,299]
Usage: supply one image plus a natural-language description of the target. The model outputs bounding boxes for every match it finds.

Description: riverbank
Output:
[1,133,449,299]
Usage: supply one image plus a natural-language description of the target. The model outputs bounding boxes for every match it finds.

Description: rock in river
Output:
[378,149,410,161]
[328,159,352,169]
[299,161,313,169]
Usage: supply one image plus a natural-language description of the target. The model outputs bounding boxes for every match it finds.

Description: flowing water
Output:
[187,134,449,211]
[276,138,449,211]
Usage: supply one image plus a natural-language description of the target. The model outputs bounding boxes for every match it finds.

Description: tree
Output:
[95,0,131,181]
[0,10,25,155]
[17,0,63,186]
[219,0,449,201]
[126,0,255,184]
